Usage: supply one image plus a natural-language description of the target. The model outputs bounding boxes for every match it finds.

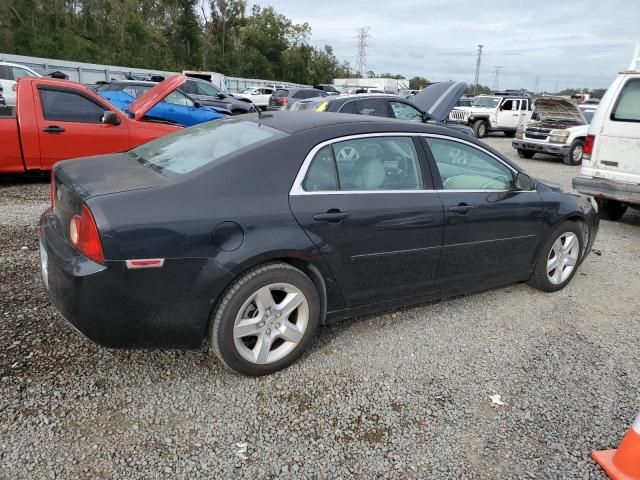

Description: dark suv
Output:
[180,78,254,114]
[268,88,328,110]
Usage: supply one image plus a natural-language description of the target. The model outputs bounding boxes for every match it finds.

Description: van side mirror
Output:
[515,172,534,190]
[102,111,121,126]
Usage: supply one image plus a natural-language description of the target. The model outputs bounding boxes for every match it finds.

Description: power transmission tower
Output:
[473,44,483,95]
[534,76,540,94]
[355,27,370,77]
[491,66,502,91]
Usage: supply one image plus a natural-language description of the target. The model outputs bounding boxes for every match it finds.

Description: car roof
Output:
[106,80,155,86]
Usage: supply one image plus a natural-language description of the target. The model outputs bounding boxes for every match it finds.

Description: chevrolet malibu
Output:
[39,112,599,376]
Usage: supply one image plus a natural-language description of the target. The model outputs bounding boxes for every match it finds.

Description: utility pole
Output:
[491,66,502,91]
[355,27,370,78]
[473,44,483,95]
[534,76,540,94]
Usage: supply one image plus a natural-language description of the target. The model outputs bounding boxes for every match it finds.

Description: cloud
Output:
[253,0,640,90]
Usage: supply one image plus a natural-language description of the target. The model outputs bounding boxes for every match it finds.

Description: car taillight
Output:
[583,135,595,159]
[70,205,104,264]
[279,97,288,104]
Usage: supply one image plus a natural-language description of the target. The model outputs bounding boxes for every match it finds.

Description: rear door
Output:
[289,134,444,306]
[423,136,543,289]
[35,86,131,169]
[595,76,640,181]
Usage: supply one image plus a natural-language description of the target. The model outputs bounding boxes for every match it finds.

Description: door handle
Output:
[313,210,349,223]
[42,126,65,134]
[448,204,474,214]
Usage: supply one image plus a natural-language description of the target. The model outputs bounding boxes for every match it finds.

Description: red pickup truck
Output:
[0,76,183,174]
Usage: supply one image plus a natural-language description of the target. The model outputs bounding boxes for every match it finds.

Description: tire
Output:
[528,221,584,292]
[210,262,320,376]
[563,139,584,166]
[504,130,516,138]
[473,119,488,138]
[517,149,535,159]
[598,199,628,221]
[231,109,245,115]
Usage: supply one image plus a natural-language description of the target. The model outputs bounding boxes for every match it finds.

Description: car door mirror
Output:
[216,93,226,99]
[515,172,534,190]
[194,101,202,108]
[421,111,431,123]
[102,111,121,126]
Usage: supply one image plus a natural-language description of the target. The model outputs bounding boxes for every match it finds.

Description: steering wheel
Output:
[447,148,468,165]
[360,143,384,158]
[335,146,360,162]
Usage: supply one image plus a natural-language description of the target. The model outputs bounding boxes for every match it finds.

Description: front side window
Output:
[389,101,422,121]
[611,79,640,122]
[12,67,33,80]
[164,90,194,106]
[194,81,221,97]
[130,120,285,175]
[426,138,515,190]
[303,136,423,191]
[39,89,106,123]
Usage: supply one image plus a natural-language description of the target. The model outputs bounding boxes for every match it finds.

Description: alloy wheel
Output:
[233,283,309,364]
[546,232,580,285]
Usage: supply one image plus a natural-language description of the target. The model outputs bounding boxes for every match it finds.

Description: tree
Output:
[409,76,429,90]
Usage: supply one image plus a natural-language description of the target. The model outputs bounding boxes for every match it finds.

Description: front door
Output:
[35,86,131,169]
[496,98,522,129]
[423,137,543,289]
[289,135,444,306]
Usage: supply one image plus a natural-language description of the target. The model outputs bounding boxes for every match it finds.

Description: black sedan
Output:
[40,112,599,376]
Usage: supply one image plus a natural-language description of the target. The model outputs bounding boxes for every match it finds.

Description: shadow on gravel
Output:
[0,173,50,187]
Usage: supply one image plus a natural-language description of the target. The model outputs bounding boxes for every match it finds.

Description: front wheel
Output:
[528,221,584,292]
[598,199,628,221]
[210,262,320,376]
[473,120,488,138]
[563,139,584,166]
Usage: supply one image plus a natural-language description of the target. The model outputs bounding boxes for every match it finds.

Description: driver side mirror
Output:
[194,101,202,108]
[101,111,121,126]
[216,92,227,99]
[515,172,534,190]
[421,111,431,123]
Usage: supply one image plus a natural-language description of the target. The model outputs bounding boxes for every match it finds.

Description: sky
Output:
[253,0,640,91]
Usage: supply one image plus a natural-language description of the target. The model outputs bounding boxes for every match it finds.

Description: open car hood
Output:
[127,74,187,121]
[532,96,586,125]
[410,81,468,122]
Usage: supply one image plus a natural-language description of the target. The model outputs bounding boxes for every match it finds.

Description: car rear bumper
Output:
[512,140,570,156]
[572,176,640,205]
[39,208,234,349]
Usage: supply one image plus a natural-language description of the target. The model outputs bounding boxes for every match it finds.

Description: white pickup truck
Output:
[448,94,532,138]
[511,97,596,166]
[0,62,41,107]
[572,45,640,221]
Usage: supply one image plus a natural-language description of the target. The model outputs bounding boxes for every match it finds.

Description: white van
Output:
[573,45,640,220]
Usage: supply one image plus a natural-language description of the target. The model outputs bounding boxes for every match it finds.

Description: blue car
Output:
[95,81,226,127]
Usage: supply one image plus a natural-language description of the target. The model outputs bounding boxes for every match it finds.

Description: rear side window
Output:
[611,79,640,122]
[303,146,338,191]
[130,120,285,175]
[39,89,107,123]
[355,98,389,117]
[274,89,289,97]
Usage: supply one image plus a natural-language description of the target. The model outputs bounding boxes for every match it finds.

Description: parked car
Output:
[290,81,474,136]
[398,89,419,98]
[448,94,532,138]
[95,80,226,126]
[233,87,275,110]
[180,77,255,114]
[456,96,475,107]
[39,111,599,376]
[0,85,4,106]
[268,88,328,110]
[313,84,340,95]
[512,96,591,165]
[0,62,42,107]
[573,45,640,221]
[0,76,183,173]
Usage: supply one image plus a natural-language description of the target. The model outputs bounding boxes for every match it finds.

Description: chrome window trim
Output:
[289,132,533,196]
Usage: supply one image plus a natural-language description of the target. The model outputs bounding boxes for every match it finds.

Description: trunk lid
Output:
[127,74,187,121]
[410,81,468,122]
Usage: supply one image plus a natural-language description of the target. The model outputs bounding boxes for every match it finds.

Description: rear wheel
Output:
[598,199,628,221]
[517,149,536,159]
[473,120,488,138]
[210,262,320,376]
[563,139,584,166]
[528,221,584,292]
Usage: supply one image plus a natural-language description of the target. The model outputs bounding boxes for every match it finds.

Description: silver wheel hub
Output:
[546,232,579,285]
[233,282,309,365]
[573,145,583,162]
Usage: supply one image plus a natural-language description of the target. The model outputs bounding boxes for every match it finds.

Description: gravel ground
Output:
[1,136,639,479]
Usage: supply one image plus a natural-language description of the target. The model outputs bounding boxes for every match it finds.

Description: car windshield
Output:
[129,120,285,175]
[473,97,501,108]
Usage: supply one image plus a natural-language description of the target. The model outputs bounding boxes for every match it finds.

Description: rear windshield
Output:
[274,89,289,97]
[129,120,285,175]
